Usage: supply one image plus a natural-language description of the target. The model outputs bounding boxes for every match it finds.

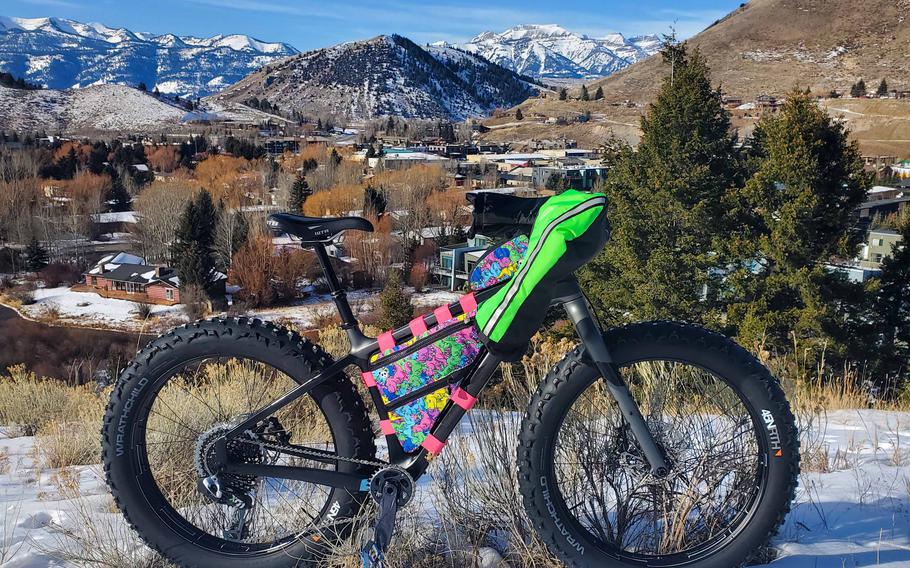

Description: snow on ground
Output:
[18,287,185,332]
[2,410,909,567]
[242,289,460,330]
[766,410,910,567]
[8,287,461,335]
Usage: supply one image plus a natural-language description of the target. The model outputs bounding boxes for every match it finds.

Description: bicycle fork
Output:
[562,295,670,477]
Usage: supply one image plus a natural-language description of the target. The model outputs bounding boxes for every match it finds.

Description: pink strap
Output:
[361,371,377,388]
[379,419,396,436]
[409,316,428,337]
[421,434,446,455]
[377,331,395,352]
[450,387,477,411]
[459,292,477,315]
[433,305,453,324]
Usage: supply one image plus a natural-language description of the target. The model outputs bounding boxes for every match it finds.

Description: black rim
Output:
[549,357,768,565]
[128,354,345,555]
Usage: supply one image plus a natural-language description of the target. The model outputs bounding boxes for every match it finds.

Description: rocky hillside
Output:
[446,24,659,81]
[0,16,298,97]
[213,35,540,121]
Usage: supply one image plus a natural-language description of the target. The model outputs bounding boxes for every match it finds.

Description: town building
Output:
[858,228,903,269]
[532,165,608,190]
[435,234,492,290]
[82,252,181,305]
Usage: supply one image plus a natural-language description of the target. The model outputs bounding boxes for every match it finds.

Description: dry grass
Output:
[39,468,178,568]
[35,419,102,469]
[0,365,102,436]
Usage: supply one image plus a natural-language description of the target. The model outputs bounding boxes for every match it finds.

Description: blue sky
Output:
[5,0,742,50]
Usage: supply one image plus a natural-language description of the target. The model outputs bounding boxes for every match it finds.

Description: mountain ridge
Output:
[444,24,660,81]
[213,34,541,121]
[0,16,298,97]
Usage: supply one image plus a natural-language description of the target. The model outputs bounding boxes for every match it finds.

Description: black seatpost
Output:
[311,242,371,349]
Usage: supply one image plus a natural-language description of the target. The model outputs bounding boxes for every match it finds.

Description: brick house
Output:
[84,252,181,305]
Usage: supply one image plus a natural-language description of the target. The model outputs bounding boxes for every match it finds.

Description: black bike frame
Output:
[217,241,668,493]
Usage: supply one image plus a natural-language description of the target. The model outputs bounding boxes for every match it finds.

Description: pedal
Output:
[360,467,414,568]
[360,542,385,568]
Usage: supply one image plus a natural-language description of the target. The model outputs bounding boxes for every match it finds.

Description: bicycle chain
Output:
[236,433,389,469]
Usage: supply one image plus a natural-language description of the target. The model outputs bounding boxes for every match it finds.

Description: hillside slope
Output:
[486,0,910,155]
[589,0,910,101]
[0,84,186,131]
[213,35,539,121]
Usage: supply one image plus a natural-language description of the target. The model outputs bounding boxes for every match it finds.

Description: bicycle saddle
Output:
[268,213,374,242]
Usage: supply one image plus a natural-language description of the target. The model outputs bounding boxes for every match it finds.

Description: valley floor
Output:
[1,410,909,567]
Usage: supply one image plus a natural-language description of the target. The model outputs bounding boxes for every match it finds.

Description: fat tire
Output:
[101,317,376,568]
[518,321,799,568]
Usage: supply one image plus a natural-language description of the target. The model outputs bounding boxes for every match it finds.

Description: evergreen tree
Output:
[581,85,590,101]
[515,107,524,120]
[876,78,889,97]
[377,270,413,329]
[363,185,387,217]
[106,171,132,212]
[330,148,342,165]
[24,239,49,271]
[288,173,310,213]
[850,79,866,97]
[88,141,108,175]
[725,92,868,357]
[545,173,568,193]
[594,86,604,100]
[580,40,741,325]
[558,88,567,101]
[872,215,910,382]
[137,82,147,92]
[171,190,218,290]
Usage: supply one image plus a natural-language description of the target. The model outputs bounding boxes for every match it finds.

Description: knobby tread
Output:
[100,316,376,568]
[517,320,800,568]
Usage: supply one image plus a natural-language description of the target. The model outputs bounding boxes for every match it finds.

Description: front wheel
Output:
[518,321,799,568]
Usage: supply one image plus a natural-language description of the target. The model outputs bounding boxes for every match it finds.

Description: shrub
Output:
[8,287,35,306]
[0,366,102,436]
[377,270,413,330]
[40,263,83,288]
[133,302,154,320]
[181,284,210,321]
[36,419,100,468]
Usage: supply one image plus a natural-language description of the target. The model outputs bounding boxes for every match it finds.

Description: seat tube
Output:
[563,295,670,477]
[312,243,357,328]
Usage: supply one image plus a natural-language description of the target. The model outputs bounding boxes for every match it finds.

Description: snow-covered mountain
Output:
[0,16,298,97]
[445,24,660,81]
[214,35,540,121]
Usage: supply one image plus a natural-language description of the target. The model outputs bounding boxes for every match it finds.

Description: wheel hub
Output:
[195,424,263,509]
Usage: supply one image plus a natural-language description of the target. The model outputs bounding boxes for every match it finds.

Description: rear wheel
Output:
[518,321,798,568]
[102,318,376,568]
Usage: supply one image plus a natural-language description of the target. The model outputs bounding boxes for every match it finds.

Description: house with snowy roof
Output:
[83,252,181,305]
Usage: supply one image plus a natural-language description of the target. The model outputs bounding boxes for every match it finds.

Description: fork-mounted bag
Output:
[475,190,608,361]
